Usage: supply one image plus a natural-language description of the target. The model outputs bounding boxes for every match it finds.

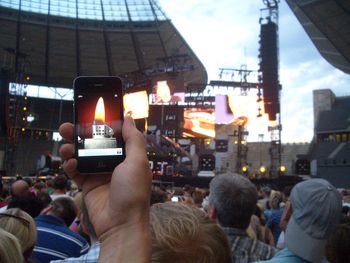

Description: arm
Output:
[59,116,152,263]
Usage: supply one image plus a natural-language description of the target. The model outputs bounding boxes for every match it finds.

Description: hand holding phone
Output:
[59,116,152,262]
[73,76,125,174]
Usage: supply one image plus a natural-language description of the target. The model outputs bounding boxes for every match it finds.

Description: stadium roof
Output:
[0,0,207,90]
[286,0,350,74]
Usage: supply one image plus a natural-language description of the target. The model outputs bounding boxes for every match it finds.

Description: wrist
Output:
[99,218,151,263]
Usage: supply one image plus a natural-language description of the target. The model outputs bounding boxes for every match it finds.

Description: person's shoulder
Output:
[60,227,89,244]
[253,238,277,253]
[253,248,307,263]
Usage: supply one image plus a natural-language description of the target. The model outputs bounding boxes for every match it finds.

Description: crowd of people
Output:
[0,117,349,263]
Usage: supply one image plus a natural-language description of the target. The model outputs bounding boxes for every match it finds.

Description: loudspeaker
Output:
[259,21,280,121]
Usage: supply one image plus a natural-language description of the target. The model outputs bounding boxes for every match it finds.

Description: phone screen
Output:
[171,196,180,202]
[74,76,125,173]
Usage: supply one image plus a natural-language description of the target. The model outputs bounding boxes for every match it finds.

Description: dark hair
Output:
[51,197,77,226]
[326,223,350,263]
[8,191,44,218]
[23,177,33,187]
[36,192,52,208]
[53,175,68,190]
[150,190,167,205]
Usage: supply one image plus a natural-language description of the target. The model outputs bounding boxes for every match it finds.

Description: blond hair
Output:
[0,208,37,253]
[0,228,24,263]
[150,202,231,263]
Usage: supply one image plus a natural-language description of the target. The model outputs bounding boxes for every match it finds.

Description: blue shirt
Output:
[255,248,329,263]
[33,215,89,263]
[266,208,284,243]
[50,242,100,263]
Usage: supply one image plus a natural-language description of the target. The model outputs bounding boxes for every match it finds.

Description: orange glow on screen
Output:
[94,97,105,122]
[156,81,171,103]
[183,108,215,138]
[227,95,269,128]
[123,91,149,119]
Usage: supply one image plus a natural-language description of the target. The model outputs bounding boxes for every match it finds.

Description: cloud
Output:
[158,0,350,143]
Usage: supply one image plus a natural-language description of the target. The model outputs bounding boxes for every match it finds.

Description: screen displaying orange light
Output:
[123,91,149,119]
[183,108,215,138]
[156,81,171,103]
[94,97,105,122]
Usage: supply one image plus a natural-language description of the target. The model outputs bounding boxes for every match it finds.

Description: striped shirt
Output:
[222,227,277,263]
[33,215,89,263]
[50,242,100,263]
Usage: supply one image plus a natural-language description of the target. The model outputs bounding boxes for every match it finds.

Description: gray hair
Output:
[209,173,258,229]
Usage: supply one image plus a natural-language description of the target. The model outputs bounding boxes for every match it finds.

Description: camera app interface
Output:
[76,86,123,157]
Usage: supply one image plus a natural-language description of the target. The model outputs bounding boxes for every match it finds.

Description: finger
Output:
[62,158,85,188]
[59,122,74,142]
[59,143,75,161]
[122,116,147,162]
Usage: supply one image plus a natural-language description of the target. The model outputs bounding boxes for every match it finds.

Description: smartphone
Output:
[171,196,181,202]
[73,76,125,174]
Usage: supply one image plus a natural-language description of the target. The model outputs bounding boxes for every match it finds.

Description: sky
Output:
[158,0,350,143]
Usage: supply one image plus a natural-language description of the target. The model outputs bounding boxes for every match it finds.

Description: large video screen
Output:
[123,90,149,119]
[149,80,185,105]
[183,108,215,138]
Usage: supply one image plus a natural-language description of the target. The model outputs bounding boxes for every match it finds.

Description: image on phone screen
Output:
[75,82,124,159]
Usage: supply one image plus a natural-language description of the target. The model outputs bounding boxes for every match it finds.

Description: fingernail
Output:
[125,114,135,126]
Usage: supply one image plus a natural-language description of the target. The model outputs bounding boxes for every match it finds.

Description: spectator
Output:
[0,180,7,208]
[1,181,10,201]
[50,174,70,200]
[0,228,24,263]
[51,199,99,263]
[266,191,284,244]
[36,191,52,209]
[326,223,350,263]
[258,179,342,263]
[251,205,275,247]
[32,197,89,262]
[11,179,30,197]
[277,186,293,249]
[150,202,231,263]
[33,181,46,195]
[150,189,167,205]
[0,208,37,262]
[0,179,30,212]
[45,178,54,195]
[7,191,45,218]
[258,186,271,210]
[209,173,276,262]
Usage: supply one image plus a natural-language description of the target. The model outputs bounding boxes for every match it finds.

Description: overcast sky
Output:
[158,0,350,143]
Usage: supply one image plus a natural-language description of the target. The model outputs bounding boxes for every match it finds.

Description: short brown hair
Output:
[51,197,77,226]
[150,202,231,263]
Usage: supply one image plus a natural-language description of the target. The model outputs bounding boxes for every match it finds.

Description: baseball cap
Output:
[285,179,342,263]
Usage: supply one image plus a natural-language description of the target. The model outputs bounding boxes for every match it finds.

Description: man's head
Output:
[10,180,29,197]
[53,175,68,191]
[285,179,342,263]
[47,197,77,227]
[150,202,231,263]
[209,173,258,229]
[8,191,45,218]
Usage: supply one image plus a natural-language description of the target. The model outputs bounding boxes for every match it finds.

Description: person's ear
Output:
[41,204,53,215]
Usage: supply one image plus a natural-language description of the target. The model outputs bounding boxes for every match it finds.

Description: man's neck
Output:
[52,189,66,195]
